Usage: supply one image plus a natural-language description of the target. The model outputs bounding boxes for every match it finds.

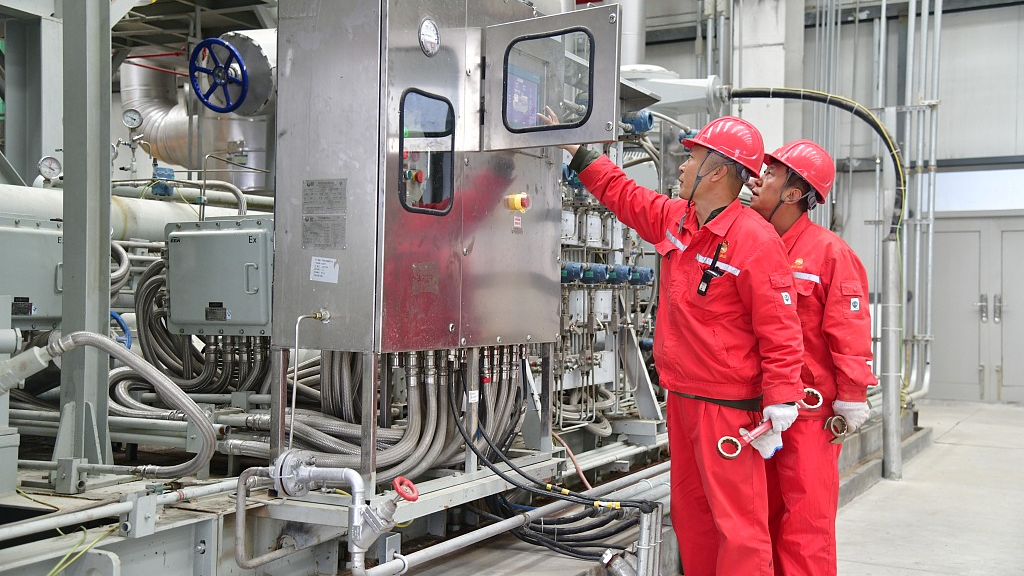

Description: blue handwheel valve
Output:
[189,38,249,114]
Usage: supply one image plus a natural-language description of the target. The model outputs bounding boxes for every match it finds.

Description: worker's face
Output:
[749,161,787,220]
[677,146,725,200]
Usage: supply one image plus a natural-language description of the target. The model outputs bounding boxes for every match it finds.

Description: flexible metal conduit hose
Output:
[361,461,671,576]
[45,331,218,478]
[728,88,906,237]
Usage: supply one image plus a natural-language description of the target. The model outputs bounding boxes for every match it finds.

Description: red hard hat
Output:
[682,116,765,175]
[764,139,835,200]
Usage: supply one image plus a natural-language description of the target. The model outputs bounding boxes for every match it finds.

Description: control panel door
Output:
[481,4,621,151]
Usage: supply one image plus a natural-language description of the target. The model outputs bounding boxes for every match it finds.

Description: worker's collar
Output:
[781,212,814,251]
[683,199,742,236]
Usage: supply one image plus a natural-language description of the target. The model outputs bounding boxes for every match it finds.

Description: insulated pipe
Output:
[619,0,646,66]
[361,461,672,576]
[0,184,259,241]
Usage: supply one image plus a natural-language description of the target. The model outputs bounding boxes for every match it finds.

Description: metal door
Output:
[999,229,1024,402]
[933,215,1024,401]
[481,5,621,150]
[932,225,987,400]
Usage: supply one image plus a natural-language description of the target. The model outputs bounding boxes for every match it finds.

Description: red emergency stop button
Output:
[414,170,425,183]
[504,192,531,213]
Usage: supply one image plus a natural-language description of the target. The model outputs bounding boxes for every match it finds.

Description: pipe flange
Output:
[272,449,314,497]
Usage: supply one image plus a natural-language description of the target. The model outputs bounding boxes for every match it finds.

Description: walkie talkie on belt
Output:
[697,242,726,296]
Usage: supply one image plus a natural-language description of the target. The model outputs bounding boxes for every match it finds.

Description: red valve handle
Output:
[393,476,419,502]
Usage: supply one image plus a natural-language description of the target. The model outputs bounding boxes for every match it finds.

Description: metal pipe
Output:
[882,238,902,480]
[110,179,271,212]
[362,461,671,576]
[911,0,942,401]
[233,467,292,569]
[0,478,236,543]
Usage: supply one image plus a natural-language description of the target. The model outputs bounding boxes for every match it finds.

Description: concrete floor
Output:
[836,399,1024,575]
[411,400,1024,576]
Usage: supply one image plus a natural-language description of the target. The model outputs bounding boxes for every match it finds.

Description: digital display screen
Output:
[506,65,541,130]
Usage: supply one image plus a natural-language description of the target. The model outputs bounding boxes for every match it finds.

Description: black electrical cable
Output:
[455,366,656,513]
[493,495,626,538]
[446,373,647,511]
[495,494,602,526]
[729,87,907,238]
[471,503,626,561]
[464,377,655,510]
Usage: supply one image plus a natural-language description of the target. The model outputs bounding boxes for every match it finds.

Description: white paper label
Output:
[309,256,340,284]
[467,390,480,403]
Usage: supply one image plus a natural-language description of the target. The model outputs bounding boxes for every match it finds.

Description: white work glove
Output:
[832,400,870,432]
[762,403,799,433]
[741,428,783,459]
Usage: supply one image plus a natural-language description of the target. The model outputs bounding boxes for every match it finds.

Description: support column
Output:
[5,16,63,182]
[54,2,112,465]
[732,0,805,147]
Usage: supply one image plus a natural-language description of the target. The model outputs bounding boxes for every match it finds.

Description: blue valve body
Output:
[629,267,655,285]
[561,262,584,284]
[151,166,176,197]
[607,264,631,285]
[621,111,655,134]
[580,263,609,285]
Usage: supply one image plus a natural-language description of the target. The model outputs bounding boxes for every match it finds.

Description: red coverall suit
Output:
[766,213,875,576]
[578,155,805,576]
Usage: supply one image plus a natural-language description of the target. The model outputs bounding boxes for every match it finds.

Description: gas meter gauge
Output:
[418,18,440,57]
[122,108,143,129]
[37,156,62,180]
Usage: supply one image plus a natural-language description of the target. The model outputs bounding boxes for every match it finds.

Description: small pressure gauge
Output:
[38,156,62,180]
[122,108,143,129]
[418,18,440,57]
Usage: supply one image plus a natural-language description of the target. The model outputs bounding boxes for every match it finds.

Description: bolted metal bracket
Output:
[120,491,159,538]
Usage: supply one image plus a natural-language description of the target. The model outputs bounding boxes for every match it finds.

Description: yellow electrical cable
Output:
[17,489,61,511]
[47,524,118,576]
[394,519,414,528]
[175,184,200,217]
[45,527,88,576]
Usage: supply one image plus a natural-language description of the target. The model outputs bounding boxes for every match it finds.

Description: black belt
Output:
[670,390,762,412]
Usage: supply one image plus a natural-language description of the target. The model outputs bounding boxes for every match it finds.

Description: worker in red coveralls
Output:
[541,109,806,576]
[749,139,875,576]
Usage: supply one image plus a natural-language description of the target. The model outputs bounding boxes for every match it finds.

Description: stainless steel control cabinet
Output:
[274,0,621,352]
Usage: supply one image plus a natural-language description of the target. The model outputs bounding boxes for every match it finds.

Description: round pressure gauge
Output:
[122,108,143,129]
[418,18,441,57]
[38,156,62,180]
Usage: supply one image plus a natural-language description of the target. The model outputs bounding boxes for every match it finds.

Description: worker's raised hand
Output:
[537,105,560,126]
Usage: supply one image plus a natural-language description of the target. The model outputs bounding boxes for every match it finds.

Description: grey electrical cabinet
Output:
[165,217,273,335]
[0,217,63,330]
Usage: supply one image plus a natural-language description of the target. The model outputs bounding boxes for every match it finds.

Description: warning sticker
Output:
[309,256,340,284]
